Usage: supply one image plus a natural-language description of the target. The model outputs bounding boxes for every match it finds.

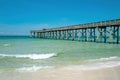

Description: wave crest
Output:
[0,53,57,59]
[17,66,54,72]
[3,44,11,47]
[89,56,119,62]
[65,61,120,71]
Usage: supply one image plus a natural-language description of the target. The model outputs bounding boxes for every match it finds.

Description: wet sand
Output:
[0,65,120,80]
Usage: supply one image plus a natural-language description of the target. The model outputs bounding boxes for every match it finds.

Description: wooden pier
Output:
[30,19,120,44]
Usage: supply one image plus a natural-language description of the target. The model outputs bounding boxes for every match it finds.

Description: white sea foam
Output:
[3,43,11,47]
[65,61,120,71]
[89,56,119,62]
[17,66,54,72]
[0,53,57,59]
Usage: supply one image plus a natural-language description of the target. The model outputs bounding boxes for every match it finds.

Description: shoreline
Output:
[0,63,120,80]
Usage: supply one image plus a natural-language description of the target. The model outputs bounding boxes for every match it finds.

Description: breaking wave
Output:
[3,43,11,47]
[17,66,54,72]
[65,56,120,71]
[65,61,120,71]
[89,56,119,62]
[0,53,57,59]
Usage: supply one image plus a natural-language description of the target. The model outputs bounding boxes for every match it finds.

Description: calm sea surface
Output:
[0,36,120,71]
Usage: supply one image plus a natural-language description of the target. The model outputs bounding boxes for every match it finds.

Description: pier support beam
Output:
[86,28,89,41]
[93,28,96,42]
[37,32,39,38]
[109,26,113,43]
[87,28,96,42]
[104,28,106,43]
[56,31,58,39]
[97,28,103,43]
[30,32,32,38]
[96,27,107,43]
[109,26,119,44]
[90,28,92,42]
[62,31,64,39]
[55,31,57,39]
[82,29,83,41]
[66,30,68,40]
[52,32,54,39]
[78,29,80,41]
[84,29,87,41]
[117,26,119,44]
[68,30,72,40]
[48,32,50,38]
[33,32,35,38]
[72,30,75,41]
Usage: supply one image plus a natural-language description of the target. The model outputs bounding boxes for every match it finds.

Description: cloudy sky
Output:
[0,0,120,35]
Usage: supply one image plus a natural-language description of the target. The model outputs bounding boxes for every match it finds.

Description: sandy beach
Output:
[0,65,120,80]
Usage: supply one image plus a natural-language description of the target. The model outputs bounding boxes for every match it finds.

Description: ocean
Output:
[0,36,120,80]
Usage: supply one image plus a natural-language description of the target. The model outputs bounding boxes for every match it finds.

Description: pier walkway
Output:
[30,19,120,44]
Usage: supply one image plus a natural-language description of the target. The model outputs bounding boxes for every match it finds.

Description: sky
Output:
[0,0,120,35]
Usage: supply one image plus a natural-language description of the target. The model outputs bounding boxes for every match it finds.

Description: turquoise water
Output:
[0,36,120,71]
